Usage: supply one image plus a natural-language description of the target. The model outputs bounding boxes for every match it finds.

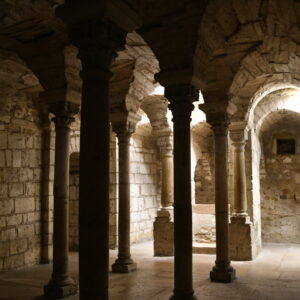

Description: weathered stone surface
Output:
[229,216,257,261]
[153,210,174,256]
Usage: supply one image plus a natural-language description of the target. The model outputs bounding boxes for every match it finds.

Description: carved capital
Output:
[116,131,132,144]
[49,101,80,118]
[200,100,236,136]
[157,134,173,149]
[49,102,79,130]
[111,111,141,136]
[229,122,249,145]
[165,84,199,105]
[69,19,126,80]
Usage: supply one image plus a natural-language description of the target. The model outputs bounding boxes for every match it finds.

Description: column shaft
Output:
[167,92,196,299]
[210,123,235,282]
[79,72,111,299]
[44,114,77,298]
[233,143,247,215]
[161,149,173,209]
[112,132,136,272]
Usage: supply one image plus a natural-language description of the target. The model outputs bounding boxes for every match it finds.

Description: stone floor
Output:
[0,242,299,300]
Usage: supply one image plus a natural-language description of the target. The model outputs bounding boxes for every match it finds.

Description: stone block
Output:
[229,216,257,261]
[0,184,8,197]
[19,168,34,182]
[7,214,23,226]
[25,136,34,148]
[5,150,12,167]
[8,134,25,149]
[12,150,21,167]
[24,182,36,196]
[17,224,35,238]
[0,199,14,216]
[4,168,19,182]
[1,228,16,241]
[28,212,40,223]
[154,211,174,256]
[0,132,7,149]
[10,238,28,255]
[15,197,35,213]
[0,150,4,167]
[0,241,9,257]
[9,183,23,197]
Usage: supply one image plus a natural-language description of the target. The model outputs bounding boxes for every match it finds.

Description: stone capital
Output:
[165,84,199,105]
[111,111,141,136]
[229,122,249,144]
[49,102,79,130]
[199,100,236,136]
[48,101,80,118]
[157,134,173,151]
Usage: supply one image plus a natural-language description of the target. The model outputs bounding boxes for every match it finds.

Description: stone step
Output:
[193,242,216,254]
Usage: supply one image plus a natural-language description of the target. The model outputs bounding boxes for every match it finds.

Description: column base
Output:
[154,209,174,256]
[210,266,236,283]
[229,215,258,261]
[44,280,77,298]
[170,291,197,300]
[111,258,137,273]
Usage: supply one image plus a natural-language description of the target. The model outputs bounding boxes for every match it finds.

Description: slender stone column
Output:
[44,103,78,298]
[229,123,256,261]
[166,84,198,300]
[154,140,174,257]
[112,127,137,273]
[209,116,236,283]
[230,126,249,216]
[161,145,174,209]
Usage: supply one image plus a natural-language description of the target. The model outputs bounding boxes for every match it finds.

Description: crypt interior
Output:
[0,0,300,299]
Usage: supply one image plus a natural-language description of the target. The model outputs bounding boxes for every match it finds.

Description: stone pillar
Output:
[209,116,236,282]
[66,21,125,300]
[44,103,78,298]
[56,1,140,297]
[140,95,174,256]
[200,100,237,283]
[166,84,198,300]
[230,124,249,216]
[154,139,174,256]
[111,112,140,273]
[229,123,256,261]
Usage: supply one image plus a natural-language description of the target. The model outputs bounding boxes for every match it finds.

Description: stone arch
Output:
[229,36,300,123]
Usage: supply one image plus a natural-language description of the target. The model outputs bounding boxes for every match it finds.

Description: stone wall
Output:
[68,123,160,249]
[260,121,300,243]
[0,91,45,271]
[130,124,160,243]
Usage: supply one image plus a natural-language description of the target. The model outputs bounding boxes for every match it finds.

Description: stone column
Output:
[209,116,236,282]
[44,103,78,298]
[230,124,249,216]
[64,21,125,300]
[154,137,174,256]
[200,100,237,283]
[229,123,256,261]
[111,112,140,273]
[166,84,197,300]
[160,145,174,210]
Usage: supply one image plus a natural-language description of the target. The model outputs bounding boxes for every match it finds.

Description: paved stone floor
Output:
[0,242,299,300]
